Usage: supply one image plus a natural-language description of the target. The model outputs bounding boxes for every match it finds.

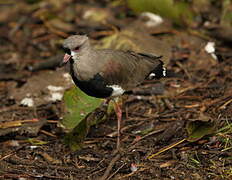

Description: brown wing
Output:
[98,50,164,90]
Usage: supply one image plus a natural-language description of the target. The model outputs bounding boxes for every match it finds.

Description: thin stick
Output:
[106,163,125,180]
[99,154,121,180]
[147,138,186,159]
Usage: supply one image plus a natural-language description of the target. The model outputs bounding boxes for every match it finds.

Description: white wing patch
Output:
[107,85,125,97]
[148,66,166,80]
[163,67,166,77]
[148,73,156,79]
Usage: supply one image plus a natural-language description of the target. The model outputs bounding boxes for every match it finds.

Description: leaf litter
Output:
[0,0,232,179]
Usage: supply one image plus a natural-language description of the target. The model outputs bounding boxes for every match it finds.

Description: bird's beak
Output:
[60,53,71,66]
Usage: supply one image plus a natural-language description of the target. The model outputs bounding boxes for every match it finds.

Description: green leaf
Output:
[61,86,104,130]
[27,138,47,145]
[63,104,113,151]
[221,0,232,27]
[127,0,194,26]
[61,86,114,151]
[186,121,216,142]
[63,116,89,151]
[25,0,41,4]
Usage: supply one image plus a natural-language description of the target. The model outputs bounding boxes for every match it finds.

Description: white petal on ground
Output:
[130,163,138,172]
[140,12,163,27]
[211,53,218,60]
[204,42,218,60]
[47,85,64,92]
[63,73,71,81]
[48,92,63,102]
[63,73,74,83]
[20,97,34,107]
[47,85,64,102]
[205,42,215,53]
[136,96,142,100]
[18,178,27,180]
[83,9,95,19]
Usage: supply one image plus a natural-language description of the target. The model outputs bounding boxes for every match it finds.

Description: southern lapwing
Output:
[61,35,166,150]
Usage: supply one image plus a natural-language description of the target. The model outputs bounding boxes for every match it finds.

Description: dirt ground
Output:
[0,1,232,179]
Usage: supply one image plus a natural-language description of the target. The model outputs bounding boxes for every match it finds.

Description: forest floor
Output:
[0,1,232,179]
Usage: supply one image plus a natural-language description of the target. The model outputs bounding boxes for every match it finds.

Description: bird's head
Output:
[61,35,89,65]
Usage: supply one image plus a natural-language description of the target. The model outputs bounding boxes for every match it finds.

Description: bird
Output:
[60,35,166,150]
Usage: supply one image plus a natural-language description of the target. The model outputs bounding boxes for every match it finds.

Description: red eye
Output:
[74,46,80,51]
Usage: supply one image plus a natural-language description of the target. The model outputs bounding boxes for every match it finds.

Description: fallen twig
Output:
[99,153,121,180]
[147,138,186,159]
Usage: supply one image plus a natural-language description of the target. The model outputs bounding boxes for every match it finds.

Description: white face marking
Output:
[71,51,76,56]
[107,85,125,97]
[71,51,79,60]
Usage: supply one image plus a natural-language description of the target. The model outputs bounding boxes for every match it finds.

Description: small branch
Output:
[99,154,121,180]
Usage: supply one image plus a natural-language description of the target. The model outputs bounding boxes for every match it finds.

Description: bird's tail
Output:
[146,60,166,79]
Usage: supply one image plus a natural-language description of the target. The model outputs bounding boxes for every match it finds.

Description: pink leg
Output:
[113,101,122,151]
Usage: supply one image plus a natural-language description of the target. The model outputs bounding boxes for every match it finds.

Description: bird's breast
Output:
[70,68,113,98]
